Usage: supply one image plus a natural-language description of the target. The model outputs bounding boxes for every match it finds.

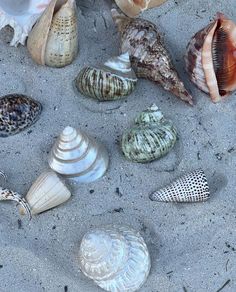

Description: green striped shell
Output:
[75,53,137,101]
[121,104,177,163]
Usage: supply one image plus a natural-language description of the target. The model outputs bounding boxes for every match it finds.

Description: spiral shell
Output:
[0,94,42,137]
[0,0,50,46]
[185,13,236,103]
[122,104,177,163]
[75,52,137,101]
[149,169,210,202]
[79,225,151,292]
[48,126,109,183]
[27,0,78,67]
[112,9,193,105]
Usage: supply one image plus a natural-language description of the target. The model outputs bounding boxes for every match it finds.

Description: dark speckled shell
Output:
[0,94,42,137]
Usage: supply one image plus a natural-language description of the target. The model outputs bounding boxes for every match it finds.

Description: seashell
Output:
[79,225,151,292]
[149,169,210,202]
[0,94,42,137]
[27,0,78,68]
[114,0,167,18]
[122,104,177,163]
[185,13,236,103]
[0,0,50,46]
[0,187,31,218]
[112,9,193,105]
[48,126,109,183]
[75,52,137,101]
[19,171,71,215]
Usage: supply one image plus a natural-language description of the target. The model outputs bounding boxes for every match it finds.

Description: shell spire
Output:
[79,225,151,291]
[150,169,210,202]
[112,9,193,105]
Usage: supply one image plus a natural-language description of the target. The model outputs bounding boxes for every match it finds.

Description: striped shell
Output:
[75,53,137,101]
[79,225,151,292]
[150,169,210,202]
[121,104,177,163]
[185,13,236,103]
[0,94,42,137]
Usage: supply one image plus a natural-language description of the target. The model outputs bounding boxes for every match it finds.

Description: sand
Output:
[0,0,235,291]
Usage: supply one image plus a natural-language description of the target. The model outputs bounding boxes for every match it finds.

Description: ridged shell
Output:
[0,0,50,46]
[75,53,137,101]
[114,0,167,18]
[122,104,177,163]
[185,13,236,103]
[0,94,42,137]
[149,169,210,202]
[112,9,193,105]
[27,0,78,67]
[19,171,71,215]
[79,225,151,292]
[48,126,109,183]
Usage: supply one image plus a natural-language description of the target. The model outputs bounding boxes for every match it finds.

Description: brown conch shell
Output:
[27,0,78,67]
[112,9,193,105]
[185,13,236,103]
[114,0,167,18]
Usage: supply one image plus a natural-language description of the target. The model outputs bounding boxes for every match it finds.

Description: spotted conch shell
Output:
[79,225,151,291]
[185,13,236,103]
[0,0,50,46]
[114,0,167,18]
[112,9,193,105]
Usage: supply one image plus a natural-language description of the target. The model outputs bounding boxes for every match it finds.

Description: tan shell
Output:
[27,0,78,67]
[115,0,167,17]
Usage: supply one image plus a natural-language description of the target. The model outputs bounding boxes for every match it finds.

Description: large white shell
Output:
[79,225,151,292]
[48,126,109,183]
[0,0,50,46]
[20,171,71,215]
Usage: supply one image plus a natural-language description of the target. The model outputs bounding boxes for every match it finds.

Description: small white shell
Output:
[48,126,109,183]
[0,0,50,46]
[79,225,151,292]
[20,171,71,215]
[150,169,210,202]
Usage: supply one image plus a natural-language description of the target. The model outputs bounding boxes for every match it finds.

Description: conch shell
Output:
[150,169,210,202]
[48,126,109,183]
[19,171,71,215]
[122,104,177,163]
[0,0,50,46]
[0,94,42,137]
[185,13,236,103]
[75,52,137,101]
[27,0,78,67]
[114,0,167,18]
[79,225,151,292]
[112,9,193,105]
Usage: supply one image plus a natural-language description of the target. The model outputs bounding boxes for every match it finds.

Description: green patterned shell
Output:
[75,52,137,101]
[121,105,177,163]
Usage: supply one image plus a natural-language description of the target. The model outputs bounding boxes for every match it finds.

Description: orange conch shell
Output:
[185,13,236,103]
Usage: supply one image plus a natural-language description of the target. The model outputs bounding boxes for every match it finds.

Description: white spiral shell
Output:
[79,225,151,291]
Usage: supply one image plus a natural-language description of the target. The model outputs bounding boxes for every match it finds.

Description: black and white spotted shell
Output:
[0,94,42,137]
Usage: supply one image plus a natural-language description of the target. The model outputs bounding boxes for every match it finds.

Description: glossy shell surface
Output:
[79,225,151,292]
[122,104,177,163]
[0,94,42,137]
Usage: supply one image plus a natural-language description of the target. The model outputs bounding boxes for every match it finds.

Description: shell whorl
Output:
[135,104,164,125]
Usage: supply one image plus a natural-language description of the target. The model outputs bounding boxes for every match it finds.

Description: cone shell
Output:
[112,9,193,105]
[185,13,236,103]
[27,0,78,67]
[122,104,177,163]
[19,171,71,215]
[114,0,167,18]
[0,0,50,46]
[48,126,109,183]
[75,52,137,101]
[150,169,210,202]
[79,225,151,292]
[0,94,42,137]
